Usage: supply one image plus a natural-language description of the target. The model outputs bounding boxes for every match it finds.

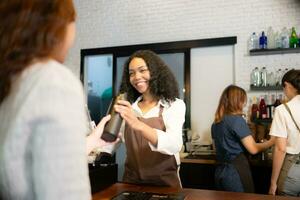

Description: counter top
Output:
[180,153,272,166]
[181,154,217,164]
[92,183,299,200]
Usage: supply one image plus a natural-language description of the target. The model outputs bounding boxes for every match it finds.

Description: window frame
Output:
[80,36,237,129]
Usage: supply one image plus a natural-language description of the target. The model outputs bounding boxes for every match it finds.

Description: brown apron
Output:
[122,106,181,188]
[231,153,255,193]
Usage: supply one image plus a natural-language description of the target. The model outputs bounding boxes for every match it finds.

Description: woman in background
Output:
[103,50,186,188]
[269,69,300,196]
[211,85,274,193]
[0,0,112,199]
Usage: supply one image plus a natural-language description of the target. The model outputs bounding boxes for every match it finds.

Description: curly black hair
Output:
[119,50,179,103]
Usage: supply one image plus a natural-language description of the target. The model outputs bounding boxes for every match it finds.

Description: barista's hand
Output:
[268,183,277,195]
[114,100,143,131]
[115,100,158,145]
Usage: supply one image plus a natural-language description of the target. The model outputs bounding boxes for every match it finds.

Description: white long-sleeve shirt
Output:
[0,60,91,200]
[102,96,186,165]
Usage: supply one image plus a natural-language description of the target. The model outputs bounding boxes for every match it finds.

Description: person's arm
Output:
[30,74,91,200]
[86,115,120,155]
[152,99,186,154]
[114,99,158,145]
[269,137,287,195]
[241,135,275,154]
[115,99,186,155]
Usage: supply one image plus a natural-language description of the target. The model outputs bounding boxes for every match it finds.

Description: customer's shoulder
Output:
[39,60,76,81]
[18,60,83,101]
[31,60,80,88]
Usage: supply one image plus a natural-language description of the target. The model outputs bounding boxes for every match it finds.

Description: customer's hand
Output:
[86,115,119,154]
[93,115,111,143]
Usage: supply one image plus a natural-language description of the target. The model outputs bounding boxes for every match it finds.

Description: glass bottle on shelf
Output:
[269,94,276,118]
[246,97,252,122]
[275,68,283,86]
[248,32,259,51]
[259,31,267,49]
[290,27,298,48]
[280,27,290,48]
[260,67,268,87]
[250,67,261,87]
[251,96,259,121]
[274,94,281,107]
[267,70,275,86]
[267,26,276,49]
[274,31,282,48]
[265,93,272,119]
[278,94,284,104]
[259,96,267,119]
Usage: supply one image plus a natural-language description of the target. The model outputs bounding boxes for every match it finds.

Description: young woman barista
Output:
[269,69,300,196]
[103,50,186,188]
[211,85,274,193]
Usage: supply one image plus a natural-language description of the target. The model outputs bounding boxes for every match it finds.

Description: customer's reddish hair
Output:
[0,0,76,103]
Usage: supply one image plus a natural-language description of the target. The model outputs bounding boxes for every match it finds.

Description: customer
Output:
[269,69,300,196]
[211,85,274,193]
[103,50,186,188]
[0,0,113,199]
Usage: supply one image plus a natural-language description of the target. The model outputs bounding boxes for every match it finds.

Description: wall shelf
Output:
[250,85,282,91]
[249,48,300,56]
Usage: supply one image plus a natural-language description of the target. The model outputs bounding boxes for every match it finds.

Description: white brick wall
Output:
[67,0,300,91]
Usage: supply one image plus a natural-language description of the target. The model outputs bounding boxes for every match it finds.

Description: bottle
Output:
[251,96,259,121]
[280,27,290,48]
[267,70,275,86]
[265,93,272,119]
[290,27,298,48]
[278,94,284,104]
[267,26,275,49]
[259,31,267,49]
[248,32,259,51]
[274,95,281,107]
[260,67,268,87]
[259,96,267,119]
[275,68,283,86]
[101,93,128,142]
[251,67,261,87]
[250,67,256,86]
[269,94,276,119]
[246,97,252,122]
[274,31,282,48]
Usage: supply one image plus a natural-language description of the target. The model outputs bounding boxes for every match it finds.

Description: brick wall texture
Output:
[67,0,300,92]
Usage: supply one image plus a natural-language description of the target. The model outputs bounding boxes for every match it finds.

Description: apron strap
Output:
[283,103,300,132]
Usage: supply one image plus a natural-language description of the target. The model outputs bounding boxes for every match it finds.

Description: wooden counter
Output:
[180,153,272,166]
[92,183,299,200]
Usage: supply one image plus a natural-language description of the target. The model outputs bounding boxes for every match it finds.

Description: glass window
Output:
[83,54,113,124]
